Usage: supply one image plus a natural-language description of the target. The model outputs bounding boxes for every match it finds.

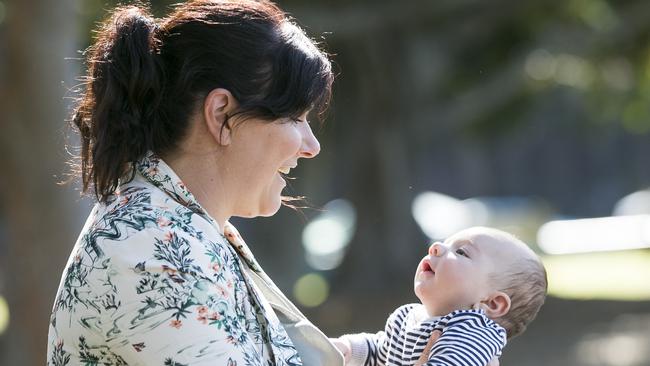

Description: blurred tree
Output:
[0,0,80,364]
[1,0,650,365]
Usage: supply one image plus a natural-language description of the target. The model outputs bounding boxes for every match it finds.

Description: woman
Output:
[47,1,336,365]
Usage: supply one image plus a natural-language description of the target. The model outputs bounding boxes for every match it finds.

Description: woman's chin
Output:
[257,198,283,217]
[234,200,281,218]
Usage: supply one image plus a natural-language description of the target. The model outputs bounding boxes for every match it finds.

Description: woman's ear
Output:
[203,88,237,146]
[475,291,511,318]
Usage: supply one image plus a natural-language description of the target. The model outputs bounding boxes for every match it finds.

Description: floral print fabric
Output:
[47,152,301,366]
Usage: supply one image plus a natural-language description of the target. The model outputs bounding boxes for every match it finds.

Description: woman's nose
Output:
[428,242,446,257]
[299,123,321,158]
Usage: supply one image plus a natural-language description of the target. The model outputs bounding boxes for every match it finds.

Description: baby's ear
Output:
[476,291,511,318]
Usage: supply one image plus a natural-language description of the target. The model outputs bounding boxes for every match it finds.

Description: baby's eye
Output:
[455,248,469,258]
[291,117,308,124]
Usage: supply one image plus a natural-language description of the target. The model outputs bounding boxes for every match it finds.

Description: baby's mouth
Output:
[421,260,435,275]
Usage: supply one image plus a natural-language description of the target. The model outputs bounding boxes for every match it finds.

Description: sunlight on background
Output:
[574,313,650,366]
[302,199,356,271]
[525,49,556,81]
[0,295,8,335]
[412,192,488,239]
[614,189,650,216]
[293,273,329,308]
[412,191,549,243]
[554,54,596,89]
[524,48,635,96]
[543,250,650,300]
[538,215,650,254]
[524,50,595,89]
[296,199,355,307]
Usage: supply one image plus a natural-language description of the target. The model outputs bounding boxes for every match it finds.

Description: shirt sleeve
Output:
[423,310,507,366]
[340,304,415,366]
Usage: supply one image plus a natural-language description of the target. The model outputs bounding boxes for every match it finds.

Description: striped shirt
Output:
[342,304,507,366]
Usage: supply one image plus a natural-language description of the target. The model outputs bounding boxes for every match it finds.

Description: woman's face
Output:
[226,111,320,218]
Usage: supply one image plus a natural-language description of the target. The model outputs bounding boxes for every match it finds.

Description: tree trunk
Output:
[0,0,81,364]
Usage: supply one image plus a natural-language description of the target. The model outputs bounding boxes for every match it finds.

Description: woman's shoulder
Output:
[53,176,241,316]
[71,178,234,281]
[91,177,214,241]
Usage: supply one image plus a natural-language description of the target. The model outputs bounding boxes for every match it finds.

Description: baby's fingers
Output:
[488,356,500,366]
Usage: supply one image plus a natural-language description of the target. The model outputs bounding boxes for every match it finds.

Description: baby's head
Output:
[414,227,547,339]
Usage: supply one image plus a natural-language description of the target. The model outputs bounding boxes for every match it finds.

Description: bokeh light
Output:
[538,215,650,254]
[543,250,650,301]
[411,191,488,240]
[0,295,8,335]
[577,333,649,366]
[293,273,329,308]
[614,189,650,216]
[574,313,650,365]
[525,50,597,89]
[525,49,556,81]
[302,199,356,270]
[554,54,596,89]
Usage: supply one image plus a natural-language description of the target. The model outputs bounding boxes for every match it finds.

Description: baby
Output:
[333,227,547,366]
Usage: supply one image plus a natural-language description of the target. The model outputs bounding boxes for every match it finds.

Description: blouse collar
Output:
[136,151,204,214]
[136,151,263,272]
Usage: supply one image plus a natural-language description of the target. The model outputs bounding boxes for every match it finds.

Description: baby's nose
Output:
[428,242,446,257]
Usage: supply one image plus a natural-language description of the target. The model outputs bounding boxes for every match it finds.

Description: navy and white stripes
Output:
[342,304,507,366]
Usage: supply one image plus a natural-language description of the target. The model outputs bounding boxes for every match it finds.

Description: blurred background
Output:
[2,0,650,365]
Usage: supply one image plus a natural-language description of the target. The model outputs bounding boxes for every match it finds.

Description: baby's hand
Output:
[329,337,351,364]
[488,356,500,366]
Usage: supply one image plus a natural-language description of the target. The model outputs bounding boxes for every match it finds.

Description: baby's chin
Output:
[413,287,436,313]
[415,295,472,317]
[413,283,427,301]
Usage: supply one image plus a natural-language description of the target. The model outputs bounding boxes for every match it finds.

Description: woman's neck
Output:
[163,148,232,232]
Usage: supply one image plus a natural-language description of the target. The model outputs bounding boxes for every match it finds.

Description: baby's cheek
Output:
[413,282,426,300]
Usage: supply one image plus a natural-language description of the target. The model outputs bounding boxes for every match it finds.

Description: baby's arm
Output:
[332,304,414,366]
[422,310,507,366]
[333,330,387,366]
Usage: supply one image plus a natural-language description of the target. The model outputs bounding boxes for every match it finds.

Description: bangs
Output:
[244,22,333,121]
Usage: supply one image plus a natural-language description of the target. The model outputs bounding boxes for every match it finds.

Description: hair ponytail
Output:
[71,0,333,203]
[74,5,163,202]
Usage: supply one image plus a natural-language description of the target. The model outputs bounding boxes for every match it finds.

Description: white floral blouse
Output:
[47,152,302,366]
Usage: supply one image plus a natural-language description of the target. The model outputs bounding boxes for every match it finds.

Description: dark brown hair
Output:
[73,0,333,202]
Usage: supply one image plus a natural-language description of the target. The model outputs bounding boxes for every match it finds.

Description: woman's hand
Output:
[330,337,351,364]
